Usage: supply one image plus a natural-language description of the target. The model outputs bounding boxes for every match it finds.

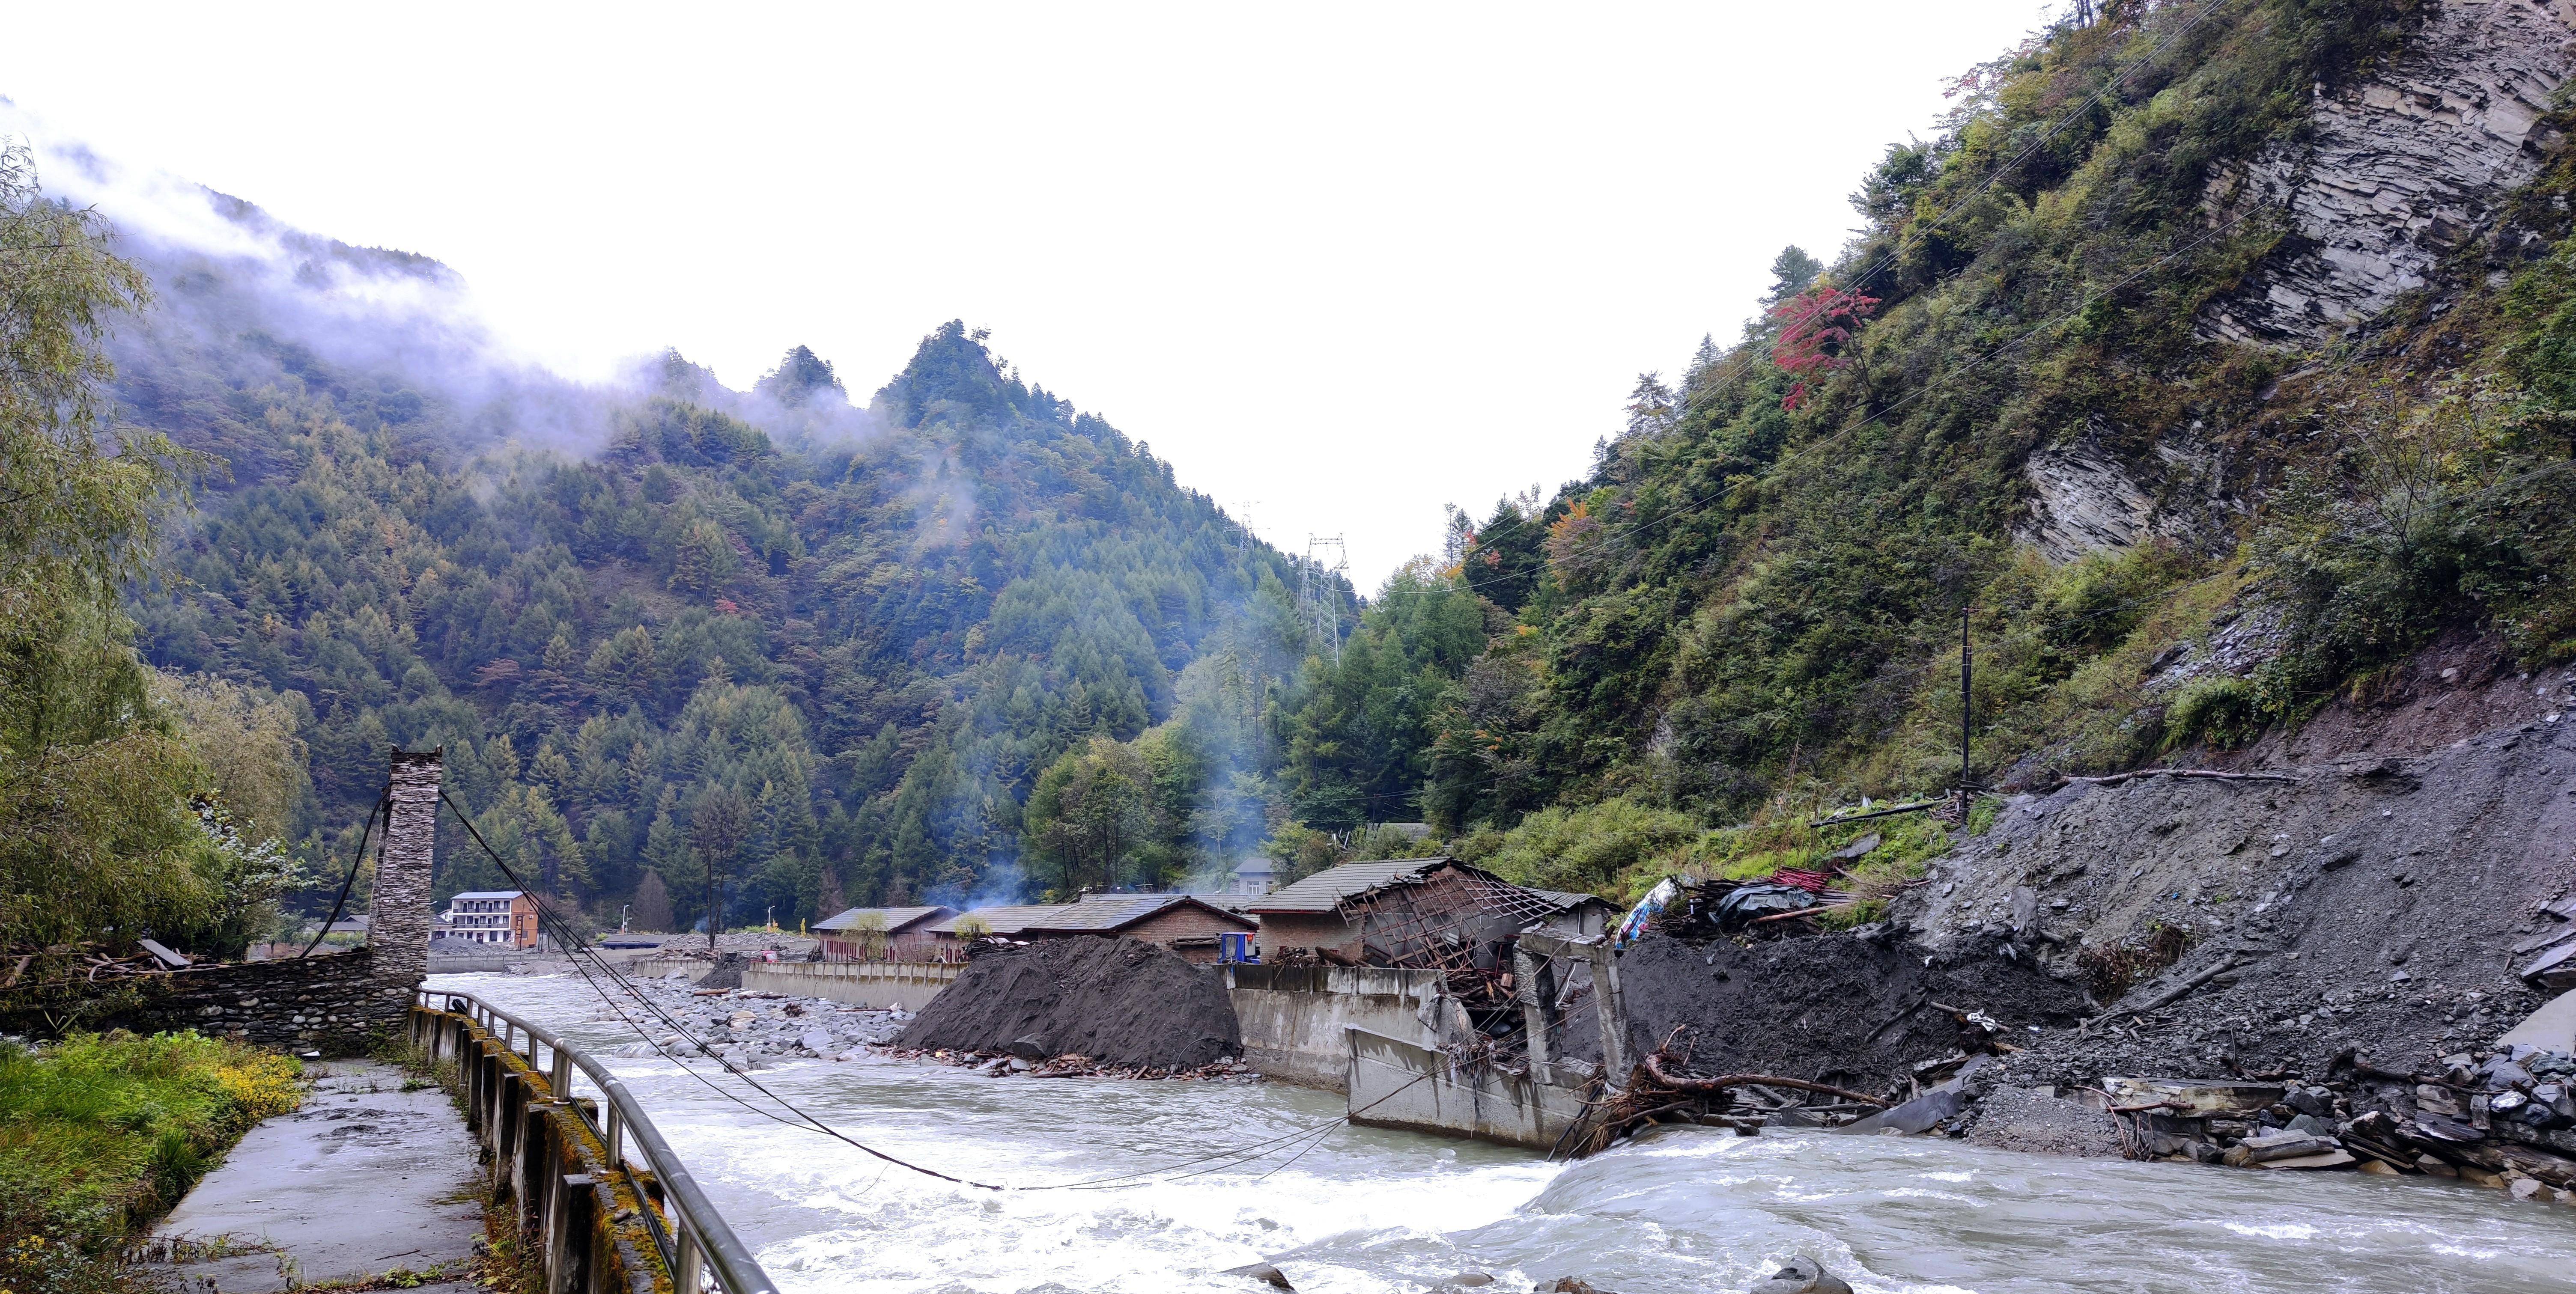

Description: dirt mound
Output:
[1579,930,2090,1097]
[894,936,1241,1069]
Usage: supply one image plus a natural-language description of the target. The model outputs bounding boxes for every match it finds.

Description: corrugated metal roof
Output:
[812,905,956,933]
[1243,858,1453,914]
[449,890,524,901]
[1021,894,1257,934]
[923,904,1075,936]
[1526,889,1614,913]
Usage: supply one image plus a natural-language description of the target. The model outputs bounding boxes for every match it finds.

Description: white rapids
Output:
[432,973,2576,1294]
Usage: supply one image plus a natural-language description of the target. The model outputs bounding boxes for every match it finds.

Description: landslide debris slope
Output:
[1912,647,2576,1093]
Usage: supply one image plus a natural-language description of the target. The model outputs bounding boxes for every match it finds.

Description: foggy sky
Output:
[1,1,2060,587]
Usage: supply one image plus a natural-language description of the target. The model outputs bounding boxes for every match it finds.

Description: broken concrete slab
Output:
[2518,941,2576,992]
[147,1061,482,1292]
[2498,992,2576,1054]
[1837,1088,1963,1136]
[2100,1077,2285,1116]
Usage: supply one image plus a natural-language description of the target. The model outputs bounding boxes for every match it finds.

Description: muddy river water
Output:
[433,973,2573,1294]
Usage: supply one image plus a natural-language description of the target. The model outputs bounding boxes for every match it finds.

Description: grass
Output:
[0,1031,300,1293]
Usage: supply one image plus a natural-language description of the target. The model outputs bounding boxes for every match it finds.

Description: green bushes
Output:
[0,1031,299,1290]
[2163,676,2262,750]
[1468,798,1701,898]
[2250,384,2576,715]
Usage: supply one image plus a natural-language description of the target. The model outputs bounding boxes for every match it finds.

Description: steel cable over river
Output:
[434,972,2576,1294]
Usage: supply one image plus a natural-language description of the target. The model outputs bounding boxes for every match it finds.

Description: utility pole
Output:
[1955,604,1974,824]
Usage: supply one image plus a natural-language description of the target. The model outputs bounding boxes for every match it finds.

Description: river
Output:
[430,973,2575,1294]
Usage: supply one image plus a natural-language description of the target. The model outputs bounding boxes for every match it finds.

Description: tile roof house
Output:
[1020,894,1257,964]
[812,905,958,962]
[927,895,1259,964]
[1244,857,1608,967]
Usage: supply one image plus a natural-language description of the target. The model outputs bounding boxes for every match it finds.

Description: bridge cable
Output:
[432,788,1433,1191]
[301,790,390,958]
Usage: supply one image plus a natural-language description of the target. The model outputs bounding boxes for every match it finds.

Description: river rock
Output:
[802,1028,833,1052]
[1747,1255,1852,1294]
[1222,1261,1293,1289]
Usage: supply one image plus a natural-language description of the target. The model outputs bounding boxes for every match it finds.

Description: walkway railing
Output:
[413,988,777,1294]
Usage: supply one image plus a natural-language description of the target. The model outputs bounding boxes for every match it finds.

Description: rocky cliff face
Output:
[2202,0,2576,344]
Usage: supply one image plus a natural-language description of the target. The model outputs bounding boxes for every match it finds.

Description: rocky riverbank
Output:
[597,970,912,1066]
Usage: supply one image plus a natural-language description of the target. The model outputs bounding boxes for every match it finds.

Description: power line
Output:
[431,787,1435,1193]
[1352,205,2262,812]
[1431,0,2239,610]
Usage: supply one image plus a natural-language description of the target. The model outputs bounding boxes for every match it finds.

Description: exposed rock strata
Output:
[2202,0,2576,344]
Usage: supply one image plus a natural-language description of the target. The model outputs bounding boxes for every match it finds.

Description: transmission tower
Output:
[1300,534,1348,663]
[1232,500,1260,556]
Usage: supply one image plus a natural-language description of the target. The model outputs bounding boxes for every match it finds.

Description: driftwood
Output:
[2082,954,2254,1032]
[2064,767,2294,788]
[1638,1050,1887,1107]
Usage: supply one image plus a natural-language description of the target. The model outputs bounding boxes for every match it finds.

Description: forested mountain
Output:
[96,220,1330,929]
[1264,0,2576,898]
[58,0,2576,940]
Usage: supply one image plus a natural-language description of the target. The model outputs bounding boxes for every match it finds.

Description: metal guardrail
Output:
[418,988,778,1294]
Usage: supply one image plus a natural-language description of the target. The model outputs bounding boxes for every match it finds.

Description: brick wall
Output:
[1126,907,1257,963]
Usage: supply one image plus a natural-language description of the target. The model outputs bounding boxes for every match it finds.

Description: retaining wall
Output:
[0,948,408,1054]
[742,960,961,1011]
[1222,964,1457,1091]
[1345,1027,1590,1150]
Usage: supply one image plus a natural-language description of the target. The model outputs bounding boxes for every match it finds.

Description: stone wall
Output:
[0,949,402,1054]
[0,747,444,1056]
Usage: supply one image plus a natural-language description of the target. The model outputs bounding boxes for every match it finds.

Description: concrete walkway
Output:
[146,1060,484,1292]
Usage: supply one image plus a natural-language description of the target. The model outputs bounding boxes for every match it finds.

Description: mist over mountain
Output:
[72,175,1332,926]
[55,0,2576,930]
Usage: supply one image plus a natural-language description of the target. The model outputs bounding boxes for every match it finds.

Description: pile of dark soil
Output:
[894,937,1241,1069]
[694,954,745,991]
[1562,931,2090,1098]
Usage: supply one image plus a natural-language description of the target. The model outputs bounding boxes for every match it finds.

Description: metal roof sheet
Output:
[449,890,524,901]
[812,905,956,934]
[1242,858,1454,914]
[1021,894,1257,934]
[923,904,1076,936]
[1526,889,1614,913]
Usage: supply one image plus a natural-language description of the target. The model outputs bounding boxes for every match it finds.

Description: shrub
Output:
[1476,798,1701,898]
[2163,676,2263,750]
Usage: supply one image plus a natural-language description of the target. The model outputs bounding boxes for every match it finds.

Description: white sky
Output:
[2,1,2057,589]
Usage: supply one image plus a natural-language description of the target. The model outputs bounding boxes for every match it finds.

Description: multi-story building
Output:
[443,890,541,949]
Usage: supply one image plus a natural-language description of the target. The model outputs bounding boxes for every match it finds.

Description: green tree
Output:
[1022,736,1153,895]
[0,142,227,952]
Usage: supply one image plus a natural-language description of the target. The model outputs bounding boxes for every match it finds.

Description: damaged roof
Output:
[1245,857,1612,923]
[1021,894,1256,934]
[1245,857,1462,913]
[812,905,956,934]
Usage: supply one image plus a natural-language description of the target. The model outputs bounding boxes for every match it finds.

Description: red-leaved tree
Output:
[1768,284,1879,410]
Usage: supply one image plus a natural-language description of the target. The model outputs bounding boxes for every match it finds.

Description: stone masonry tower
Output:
[370,748,443,1000]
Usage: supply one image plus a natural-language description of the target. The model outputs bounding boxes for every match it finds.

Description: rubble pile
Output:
[2045,1035,2576,1203]
[884,1044,1258,1082]
[595,971,910,1066]
[1574,929,2090,1098]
